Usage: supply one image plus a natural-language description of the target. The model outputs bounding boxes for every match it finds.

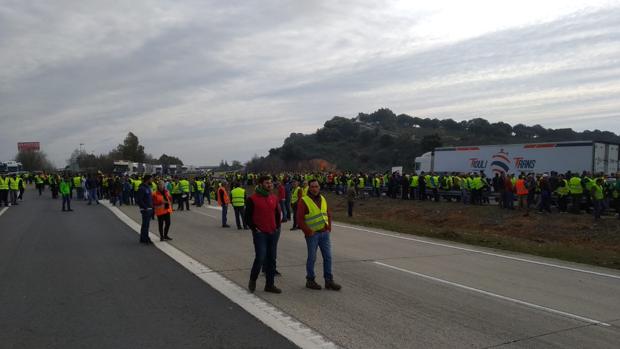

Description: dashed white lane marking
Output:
[331,223,620,280]
[374,261,611,327]
[104,202,338,349]
[204,204,620,280]
[0,207,8,217]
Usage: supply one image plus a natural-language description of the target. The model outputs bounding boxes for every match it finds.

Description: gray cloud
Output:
[1,1,619,167]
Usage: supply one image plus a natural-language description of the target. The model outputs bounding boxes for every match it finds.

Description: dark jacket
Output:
[136,183,153,210]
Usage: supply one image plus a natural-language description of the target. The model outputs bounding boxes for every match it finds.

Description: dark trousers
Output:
[140,209,152,242]
[0,190,8,206]
[262,228,281,272]
[233,206,246,229]
[593,199,603,219]
[291,202,298,228]
[558,195,568,212]
[347,201,354,217]
[250,231,277,286]
[179,194,190,210]
[221,204,228,226]
[62,195,71,211]
[538,191,551,213]
[10,190,18,205]
[279,201,288,221]
[18,188,24,200]
[157,213,171,238]
[571,194,582,213]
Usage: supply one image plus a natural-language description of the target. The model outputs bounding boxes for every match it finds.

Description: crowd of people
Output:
[4,167,618,295]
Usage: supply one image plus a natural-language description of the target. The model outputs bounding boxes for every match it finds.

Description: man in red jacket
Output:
[297,179,342,291]
[244,176,282,294]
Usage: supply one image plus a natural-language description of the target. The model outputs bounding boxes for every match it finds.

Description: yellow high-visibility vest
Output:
[301,195,328,233]
[230,187,246,207]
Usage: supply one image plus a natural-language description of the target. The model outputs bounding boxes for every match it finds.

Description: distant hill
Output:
[246,108,620,172]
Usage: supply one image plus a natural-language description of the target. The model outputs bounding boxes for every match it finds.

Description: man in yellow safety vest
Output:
[296,179,341,291]
[230,182,248,230]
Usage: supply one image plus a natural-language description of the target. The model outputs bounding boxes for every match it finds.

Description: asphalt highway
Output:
[0,190,296,349]
[3,188,620,348]
[116,198,620,349]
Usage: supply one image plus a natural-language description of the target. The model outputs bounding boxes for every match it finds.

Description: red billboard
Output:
[18,142,40,152]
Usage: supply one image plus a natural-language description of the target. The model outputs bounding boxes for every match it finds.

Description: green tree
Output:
[158,154,183,166]
[115,132,146,162]
[421,134,442,152]
[15,150,55,171]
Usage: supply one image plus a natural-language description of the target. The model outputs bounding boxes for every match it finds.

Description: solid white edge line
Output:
[0,207,8,217]
[332,223,620,280]
[374,261,611,327]
[103,202,338,349]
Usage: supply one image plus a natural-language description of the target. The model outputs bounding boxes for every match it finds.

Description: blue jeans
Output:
[221,204,228,226]
[250,231,277,286]
[62,195,71,210]
[593,200,603,219]
[279,201,288,221]
[88,188,98,204]
[140,209,152,242]
[305,231,333,281]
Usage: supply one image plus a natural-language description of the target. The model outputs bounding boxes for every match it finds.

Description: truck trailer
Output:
[415,141,619,176]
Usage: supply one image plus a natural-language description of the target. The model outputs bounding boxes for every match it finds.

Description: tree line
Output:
[246,108,620,172]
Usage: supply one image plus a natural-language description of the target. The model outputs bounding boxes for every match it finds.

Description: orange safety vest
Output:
[152,190,173,216]
[515,179,528,196]
[217,187,230,205]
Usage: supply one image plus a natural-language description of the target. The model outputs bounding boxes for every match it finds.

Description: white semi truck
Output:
[415,141,619,176]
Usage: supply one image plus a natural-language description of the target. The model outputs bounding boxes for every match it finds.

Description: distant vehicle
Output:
[415,141,620,176]
[113,161,164,176]
[1,161,23,173]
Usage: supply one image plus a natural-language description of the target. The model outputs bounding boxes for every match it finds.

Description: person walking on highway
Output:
[135,175,154,244]
[178,177,190,211]
[9,174,19,206]
[217,182,231,228]
[346,180,356,217]
[276,180,288,222]
[86,174,100,205]
[230,182,248,230]
[245,175,282,294]
[290,179,301,230]
[591,178,605,220]
[515,174,529,216]
[0,174,9,207]
[60,175,73,212]
[297,179,342,291]
[152,180,173,241]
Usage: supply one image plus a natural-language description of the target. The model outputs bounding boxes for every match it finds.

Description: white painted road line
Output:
[0,207,8,217]
[334,223,620,280]
[205,204,620,279]
[374,261,611,327]
[104,202,338,349]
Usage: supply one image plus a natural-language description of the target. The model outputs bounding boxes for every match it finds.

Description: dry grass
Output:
[325,192,620,269]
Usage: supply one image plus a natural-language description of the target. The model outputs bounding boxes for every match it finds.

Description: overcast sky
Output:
[1,0,619,166]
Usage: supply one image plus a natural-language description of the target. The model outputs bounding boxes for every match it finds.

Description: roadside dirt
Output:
[325,192,620,269]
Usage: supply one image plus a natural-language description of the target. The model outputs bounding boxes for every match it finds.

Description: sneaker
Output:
[248,280,256,292]
[264,285,282,294]
[222,224,230,228]
[164,236,172,241]
[325,280,342,291]
[274,270,282,276]
[306,279,322,290]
